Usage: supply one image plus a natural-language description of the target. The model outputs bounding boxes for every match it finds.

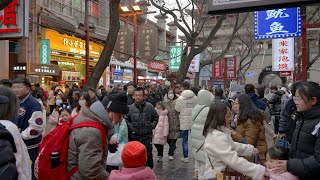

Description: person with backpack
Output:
[0,86,31,180]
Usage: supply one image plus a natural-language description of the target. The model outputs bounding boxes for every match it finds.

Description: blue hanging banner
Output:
[254,7,302,40]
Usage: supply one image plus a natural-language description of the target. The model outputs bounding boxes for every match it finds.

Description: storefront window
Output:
[72,0,84,19]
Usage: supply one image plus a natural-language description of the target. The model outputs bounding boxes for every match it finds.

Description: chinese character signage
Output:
[148,60,167,72]
[225,56,237,80]
[138,23,159,61]
[40,39,50,64]
[62,71,81,82]
[44,29,103,58]
[114,27,133,62]
[0,0,29,38]
[255,8,301,40]
[188,54,200,73]
[28,64,60,76]
[272,38,294,71]
[169,46,183,71]
[213,60,223,79]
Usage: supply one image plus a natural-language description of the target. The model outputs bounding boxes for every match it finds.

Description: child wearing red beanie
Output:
[109,141,157,180]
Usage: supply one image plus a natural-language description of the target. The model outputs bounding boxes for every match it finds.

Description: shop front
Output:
[27,63,60,90]
[145,60,167,84]
[41,28,105,86]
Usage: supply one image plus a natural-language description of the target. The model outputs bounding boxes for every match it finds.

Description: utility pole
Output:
[85,0,90,83]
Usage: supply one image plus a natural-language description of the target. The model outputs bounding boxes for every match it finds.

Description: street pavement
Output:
[153,138,195,180]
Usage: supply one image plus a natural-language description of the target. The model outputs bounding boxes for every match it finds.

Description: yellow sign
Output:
[43,29,103,59]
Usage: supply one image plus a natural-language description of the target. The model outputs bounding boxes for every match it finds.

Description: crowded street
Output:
[1,0,320,180]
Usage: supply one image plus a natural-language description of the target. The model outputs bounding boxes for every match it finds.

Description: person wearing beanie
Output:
[67,91,129,180]
[109,141,156,180]
[126,87,159,169]
[127,81,137,105]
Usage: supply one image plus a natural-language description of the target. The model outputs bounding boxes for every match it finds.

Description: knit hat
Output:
[89,101,114,140]
[127,81,137,88]
[121,141,147,168]
[101,92,129,114]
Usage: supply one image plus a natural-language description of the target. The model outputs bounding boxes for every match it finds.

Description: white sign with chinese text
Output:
[272,38,294,71]
[0,0,29,38]
[188,54,200,73]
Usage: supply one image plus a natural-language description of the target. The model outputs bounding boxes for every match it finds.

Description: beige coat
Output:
[67,106,108,180]
[175,90,198,130]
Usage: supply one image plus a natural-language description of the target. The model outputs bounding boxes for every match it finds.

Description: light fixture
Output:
[120,5,130,13]
[132,5,141,12]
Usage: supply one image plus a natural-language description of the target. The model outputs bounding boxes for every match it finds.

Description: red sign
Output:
[225,56,237,80]
[148,60,167,72]
[280,71,292,77]
[213,60,223,79]
[0,0,19,33]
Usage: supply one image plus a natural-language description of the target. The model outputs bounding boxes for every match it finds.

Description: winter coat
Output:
[0,123,18,180]
[0,120,31,180]
[191,90,214,163]
[204,126,265,180]
[287,105,320,180]
[114,118,128,144]
[163,96,181,139]
[109,167,156,180]
[153,109,169,145]
[145,95,156,107]
[232,118,267,162]
[279,97,296,143]
[266,170,298,180]
[127,101,159,140]
[151,90,163,103]
[175,90,198,130]
[247,93,267,111]
[67,106,109,180]
[127,94,135,105]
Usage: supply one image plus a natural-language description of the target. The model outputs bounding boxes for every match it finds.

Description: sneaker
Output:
[156,156,163,162]
[168,156,174,161]
[181,157,189,163]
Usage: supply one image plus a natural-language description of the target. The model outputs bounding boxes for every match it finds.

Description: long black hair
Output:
[166,89,178,100]
[237,94,264,123]
[76,91,93,112]
[297,81,320,106]
[203,102,229,137]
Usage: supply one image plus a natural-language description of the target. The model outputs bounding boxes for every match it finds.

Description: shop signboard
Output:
[13,64,26,72]
[138,23,159,61]
[272,38,294,71]
[169,46,183,71]
[123,68,133,81]
[28,64,60,76]
[0,0,29,38]
[43,29,103,58]
[208,0,316,14]
[254,7,301,40]
[213,60,223,79]
[225,56,237,80]
[114,27,133,62]
[148,60,167,72]
[188,54,200,73]
[61,71,81,82]
[40,39,50,64]
[110,56,148,70]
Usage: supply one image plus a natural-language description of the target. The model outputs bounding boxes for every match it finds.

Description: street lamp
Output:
[120,4,142,83]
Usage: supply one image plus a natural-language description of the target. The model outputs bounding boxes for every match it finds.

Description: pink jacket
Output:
[109,167,157,180]
[267,169,298,180]
[152,109,169,145]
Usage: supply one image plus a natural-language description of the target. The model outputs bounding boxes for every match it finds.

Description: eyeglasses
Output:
[12,85,25,89]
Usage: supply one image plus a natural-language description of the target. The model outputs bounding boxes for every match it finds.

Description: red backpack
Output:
[35,116,107,180]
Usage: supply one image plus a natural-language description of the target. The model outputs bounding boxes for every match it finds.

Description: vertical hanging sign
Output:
[169,46,182,71]
[213,60,223,79]
[225,56,237,80]
[40,39,50,64]
[272,38,294,71]
[138,23,159,61]
[114,27,133,62]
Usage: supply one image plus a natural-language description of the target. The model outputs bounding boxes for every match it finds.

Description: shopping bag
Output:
[106,143,125,166]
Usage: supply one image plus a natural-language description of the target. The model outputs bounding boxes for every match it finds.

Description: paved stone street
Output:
[153,138,195,180]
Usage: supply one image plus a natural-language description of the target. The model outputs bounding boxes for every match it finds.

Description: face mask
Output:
[78,100,86,107]
[56,99,63,106]
[168,94,174,99]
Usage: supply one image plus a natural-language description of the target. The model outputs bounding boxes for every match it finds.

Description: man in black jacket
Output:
[126,81,136,105]
[126,87,159,168]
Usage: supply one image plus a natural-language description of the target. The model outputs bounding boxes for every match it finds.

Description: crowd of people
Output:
[0,77,319,180]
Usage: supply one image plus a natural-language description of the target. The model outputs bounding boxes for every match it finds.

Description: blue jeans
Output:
[182,130,189,158]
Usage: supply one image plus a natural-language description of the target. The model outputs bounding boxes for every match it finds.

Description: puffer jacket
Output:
[127,101,159,140]
[163,96,181,139]
[287,105,320,180]
[153,109,169,145]
[175,90,198,130]
[191,90,214,163]
[67,106,109,180]
[109,167,156,180]
[0,123,18,180]
[232,118,267,162]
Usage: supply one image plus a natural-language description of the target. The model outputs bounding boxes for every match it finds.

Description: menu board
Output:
[62,71,81,82]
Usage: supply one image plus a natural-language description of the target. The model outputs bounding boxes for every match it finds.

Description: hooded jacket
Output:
[67,105,109,180]
[287,105,320,180]
[175,90,198,130]
[191,90,214,163]
[109,167,156,180]
[163,95,181,139]
[0,123,18,180]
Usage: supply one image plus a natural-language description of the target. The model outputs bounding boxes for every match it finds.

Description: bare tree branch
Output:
[175,0,192,33]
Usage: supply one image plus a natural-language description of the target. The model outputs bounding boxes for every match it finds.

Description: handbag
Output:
[205,157,244,180]
[107,143,125,166]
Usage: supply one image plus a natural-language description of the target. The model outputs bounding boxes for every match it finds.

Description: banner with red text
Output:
[272,38,294,71]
